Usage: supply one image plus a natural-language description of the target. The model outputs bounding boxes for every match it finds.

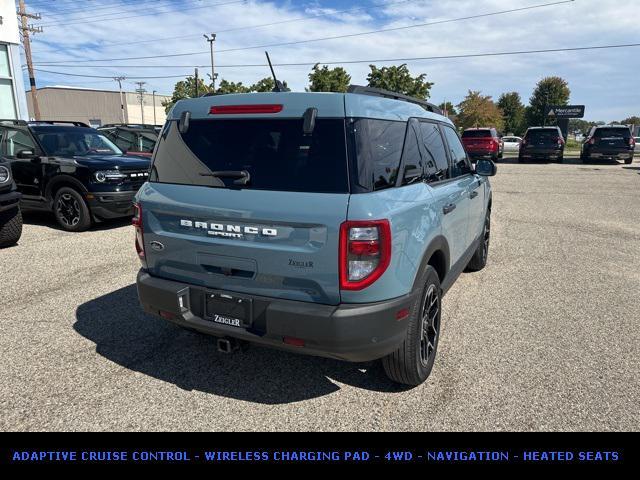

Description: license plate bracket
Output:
[205,292,253,328]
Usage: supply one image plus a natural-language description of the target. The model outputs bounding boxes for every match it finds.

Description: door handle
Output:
[469,190,478,199]
[442,203,456,215]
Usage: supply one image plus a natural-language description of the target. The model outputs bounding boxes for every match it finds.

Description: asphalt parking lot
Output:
[1,158,639,432]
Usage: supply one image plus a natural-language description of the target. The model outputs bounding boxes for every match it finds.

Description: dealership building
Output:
[26,86,171,127]
[0,2,29,120]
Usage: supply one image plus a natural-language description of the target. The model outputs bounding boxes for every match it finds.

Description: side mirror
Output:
[16,149,35,159]
[178,111,191,134]
[475,159,497,177]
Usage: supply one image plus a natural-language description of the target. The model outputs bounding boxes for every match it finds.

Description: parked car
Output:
[0,128,22,247]
[461,127,503,161]
[97,123,161,158]
[518,126,565,162]
[502,136,522,153]
[0,120,151,232]
[134,86,496,386]
[581,125,635,164]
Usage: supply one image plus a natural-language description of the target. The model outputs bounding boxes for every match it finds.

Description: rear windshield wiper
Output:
[199,170,251,185]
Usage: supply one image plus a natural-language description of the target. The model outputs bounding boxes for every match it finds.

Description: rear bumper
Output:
[467,150,498,159]
[585,149,633,160]
[136,270,417,362]
[519,148,563,160]
[0,190,21,213]
[86,190,137,219]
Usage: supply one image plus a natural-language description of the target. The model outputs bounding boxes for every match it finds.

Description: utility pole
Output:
[194,68,199,97]
[203,33,216,91]
[17,0,43,120]
[152,90,157,125]
[114,76,126,123]
[134,81,146,124]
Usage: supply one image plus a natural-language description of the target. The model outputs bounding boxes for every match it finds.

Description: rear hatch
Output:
[461,129,496,153]
[139,97,349,305]
[591,127,632,154]
[523,129,562,151]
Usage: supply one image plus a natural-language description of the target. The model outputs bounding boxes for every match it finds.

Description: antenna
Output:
[264,51,288,93]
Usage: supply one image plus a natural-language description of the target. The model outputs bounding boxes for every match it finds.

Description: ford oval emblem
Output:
[150,241,165,251]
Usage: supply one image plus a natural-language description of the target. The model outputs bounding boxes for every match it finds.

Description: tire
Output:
[382,265,442,386]
[624,157,633,165]
[53,187,92,232]
[0,206,23,248]
[466,208,491,272]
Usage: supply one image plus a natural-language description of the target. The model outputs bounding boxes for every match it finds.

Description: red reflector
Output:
[396,308,410,321]
[209,104,283,115]
[159,310,177,320]
[283,336,305,347]
[349,240,380,256]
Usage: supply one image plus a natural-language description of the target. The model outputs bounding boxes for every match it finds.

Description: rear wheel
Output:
[53,187,92,232]
[0,206,23,248]
[466,209,491,272]
[382,265,442,386]
[625,157,633,164]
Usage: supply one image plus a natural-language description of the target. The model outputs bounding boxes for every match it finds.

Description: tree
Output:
[526,76,570,127]
[249,77,275,92]
[456,90,504,131]
[438,101,457,116]
[215,79,250,95]
[497,92,526,135]
[162,76,212,113]
[366,64,433,99]
[620,115,640,125]
[307,64,351,93]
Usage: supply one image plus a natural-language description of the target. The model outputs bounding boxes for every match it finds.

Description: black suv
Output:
[581,125,634,164]
[519,126,565,162]
[0,144,22,247]
[0,120,151,232]
[97,123,161,158]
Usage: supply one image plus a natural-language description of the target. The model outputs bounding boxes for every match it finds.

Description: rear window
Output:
[525,129,558,142]
[150,119,349,193]
[594,128,630,139]
[462,129,492,138]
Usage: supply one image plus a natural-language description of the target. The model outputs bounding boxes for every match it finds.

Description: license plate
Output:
[205,292,252,328]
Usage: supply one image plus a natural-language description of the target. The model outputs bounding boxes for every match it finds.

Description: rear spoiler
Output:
[347,85,442,115]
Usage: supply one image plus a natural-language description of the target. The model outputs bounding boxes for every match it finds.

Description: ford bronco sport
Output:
[135,86,496,386]
[0,138,22,248]
[0,120,151,232]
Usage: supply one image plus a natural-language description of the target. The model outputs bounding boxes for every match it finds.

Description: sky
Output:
[17,0,640,122]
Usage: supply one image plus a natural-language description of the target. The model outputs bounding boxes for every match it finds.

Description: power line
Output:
[33,0,576,64]
[29,42,640,78]
[98,0,418,48]
[38,0,246,28]
[41,0,199,18]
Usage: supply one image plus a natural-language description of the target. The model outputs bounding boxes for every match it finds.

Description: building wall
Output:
[26,87,170,126]
[0,0,29,120]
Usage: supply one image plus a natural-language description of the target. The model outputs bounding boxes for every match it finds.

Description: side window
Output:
[419,122,449,183]
[443,126,472,177]
[3,128,37,157]
[352,118,406,191]
[401,120,423,185]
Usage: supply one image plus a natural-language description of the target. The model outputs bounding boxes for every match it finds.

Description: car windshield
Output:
[462,130,492,138]
[32,126,122,156]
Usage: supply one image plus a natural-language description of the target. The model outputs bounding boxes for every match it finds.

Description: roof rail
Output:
[0,119,28,126]
[98,123,162,129]
[28,120,90,127]
[347,85,442,115]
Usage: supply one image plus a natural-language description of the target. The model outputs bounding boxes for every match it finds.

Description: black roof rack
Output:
[28,120,90,127]
[347,85,442,115]
[0,119,28,126]
[98,123,162,129]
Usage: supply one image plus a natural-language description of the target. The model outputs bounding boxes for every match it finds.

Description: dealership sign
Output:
[545,105,585,118]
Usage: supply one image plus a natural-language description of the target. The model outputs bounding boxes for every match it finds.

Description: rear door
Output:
[140,116,350,305]
[0,126,43,199]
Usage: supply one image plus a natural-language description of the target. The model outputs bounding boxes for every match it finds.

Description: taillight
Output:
[588,137,595,145]
[132,203,146,267]
[629,137,635,147]
[339,220,391,290]
[553,136,565,146]
[209,104,283,114]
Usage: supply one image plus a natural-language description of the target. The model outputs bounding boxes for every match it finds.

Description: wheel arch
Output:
[412,235,450,291]
[45,175,88,201]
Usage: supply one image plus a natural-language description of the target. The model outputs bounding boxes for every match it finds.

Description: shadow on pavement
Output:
[74,285,405,404]
[23,211,132,232]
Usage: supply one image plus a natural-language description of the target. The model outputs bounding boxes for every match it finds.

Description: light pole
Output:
[152,90,157,125]
[114,76,126,123]
[204,33,217,91]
